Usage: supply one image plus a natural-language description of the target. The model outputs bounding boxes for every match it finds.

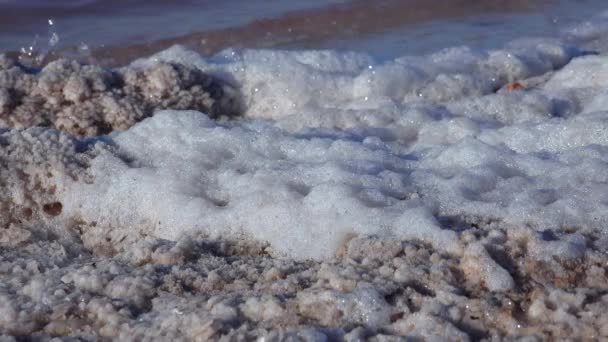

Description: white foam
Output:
[57,14,608,262]
[61,110,457,259]
[133,38,575,127]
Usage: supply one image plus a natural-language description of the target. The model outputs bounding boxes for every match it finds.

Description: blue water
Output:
[1,0,607,64]
[0,0,344,50]
[324,0,608,59]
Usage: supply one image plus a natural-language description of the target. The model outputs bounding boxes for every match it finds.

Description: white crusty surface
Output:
[0,56,242,137]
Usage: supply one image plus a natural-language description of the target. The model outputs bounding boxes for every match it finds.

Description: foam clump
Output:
[0,56,242,137]
[6,41,608,263]
[139,38,578,130]
[59,110,457,259]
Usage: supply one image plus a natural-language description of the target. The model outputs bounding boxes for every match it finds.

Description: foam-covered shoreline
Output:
[2,11,608,341]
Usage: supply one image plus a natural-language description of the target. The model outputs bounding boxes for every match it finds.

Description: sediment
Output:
[0,55,242,137]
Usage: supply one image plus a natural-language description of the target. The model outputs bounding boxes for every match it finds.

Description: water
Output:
[328,0,608,59]
[1,0,607,66]
[0,0,346,51]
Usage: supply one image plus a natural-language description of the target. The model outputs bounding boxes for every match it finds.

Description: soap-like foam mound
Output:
[47,40,608,261]
[135,38,578,130]
[60,110,457,259]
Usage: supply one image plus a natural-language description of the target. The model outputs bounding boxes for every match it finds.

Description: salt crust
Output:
[0,231,606,340]
[1,14,608,340]
[0,56,242,137]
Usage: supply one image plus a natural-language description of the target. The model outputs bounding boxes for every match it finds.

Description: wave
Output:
[3,0,551,66]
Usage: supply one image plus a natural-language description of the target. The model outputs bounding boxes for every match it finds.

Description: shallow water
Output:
[329,0,608,58]
[3,0,607,65]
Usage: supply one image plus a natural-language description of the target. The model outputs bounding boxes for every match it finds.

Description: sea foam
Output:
[50,16,608,260]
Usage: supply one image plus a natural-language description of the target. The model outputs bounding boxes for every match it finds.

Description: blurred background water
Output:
[0,0,606,65]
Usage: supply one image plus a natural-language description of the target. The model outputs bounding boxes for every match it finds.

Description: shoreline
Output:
[4,0,553,67]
